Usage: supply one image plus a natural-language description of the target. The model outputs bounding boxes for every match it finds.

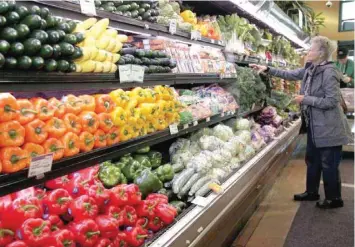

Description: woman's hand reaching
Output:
[249,64,268,74]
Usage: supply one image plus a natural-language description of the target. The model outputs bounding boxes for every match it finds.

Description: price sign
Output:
[183,124,189,129]
[169,19,177,34]
[28,153,53,178]
[79,0,96,16]
[169,124,178,135]
[191,30,201,40]
[119,65,132,83]
[220,112,225,117]
[192,196,209,207]
[206,117,210,122]
[131,65,145,83]
[193,120,198,126]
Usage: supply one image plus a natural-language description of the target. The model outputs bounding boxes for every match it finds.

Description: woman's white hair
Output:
[311,36,337,62]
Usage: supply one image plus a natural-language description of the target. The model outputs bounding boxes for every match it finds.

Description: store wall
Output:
[307,1,354,41]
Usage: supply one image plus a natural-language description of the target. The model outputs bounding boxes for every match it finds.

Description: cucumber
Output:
[9,42,24,57]
[15,24,30,40]
[47,30,60,44]
[40,7,50,18]
[0,53,4,68]
[64,34,77,45]
[23,38,41,56]
[31,56,44,70]
[57,22,71,33]
[0,15,6,27]
[136,146,150,154]
[68,62,76,73]
[178,173,202,198]
[195,179,218,197]
[52,44,61,58]
[20,14,42,30]
[75,32,85,43]
[59,42,75,56]
[5,11,20,24]
[169,201,186,214]
[172,168,195,194]
[0,2,9,14]
[67,20,76,33]
[45,59,57,72]
[39,44,53,58]
[57,60,70,72]
[1,27,18,42]
[17,56,32,70]
[45,15,58,28]
[5,57,17,69]
[189,176,211,196]
[116,5,130,12]
[30,6,41,15]
[30,30,48,43]
[172,163,184,173]
[0,40,10,54]
[40,19,47,30]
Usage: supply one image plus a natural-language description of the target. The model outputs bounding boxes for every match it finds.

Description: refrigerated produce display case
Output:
[0,1,307,247]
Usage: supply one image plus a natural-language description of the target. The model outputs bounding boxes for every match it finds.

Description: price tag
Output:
[28,153,53,178]
[183,124,189,129]
[191,30,201,40]
[206,117,210,122]
[169,124,178,135]
[192,196,209,207]
[193,120,198,126]
[211,39,215,44]
[131,65,145,83]
[220,112,225,117]
[169,19,177,34]
[118,65,132,83]
[144,24,149,29]
[79,0,96,16]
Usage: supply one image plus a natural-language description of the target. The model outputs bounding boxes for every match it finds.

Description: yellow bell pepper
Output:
[139,103,159,119]
[111,106,127,126]
[154,86,165,100]
[129,87,147,104]
[119,125,133,142]
[180,10,197,25]
[153,117,167,131]
[124,98,138,113]
[143,88,157,103]
[156,100,167,115]
[147,121,156,134]
[131,124,140,138]
[139,125,148,137]
[109,89,130,108]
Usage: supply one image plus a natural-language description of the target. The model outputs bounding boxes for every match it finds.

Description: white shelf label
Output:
[169,124,178,135]
[191,30,201,40]
[79,0,96,16]
[220,112,225,117]
[193,120,198,126]
[28,153,53,178]
[192,196,208,207]
[131,65,145,83]
[206,117,210,122]
[119,65,132,83]
[169,19,177,34]
[183,124,189,129]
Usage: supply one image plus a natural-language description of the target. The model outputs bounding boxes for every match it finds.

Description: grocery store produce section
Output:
[0,1,306,247]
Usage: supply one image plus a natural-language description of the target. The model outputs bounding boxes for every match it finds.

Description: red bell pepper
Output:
[43,215,64,232]
[0,222,14,246]
[145,194,168,205]
[51,229,75,247]
[3,197,43,230]
[68,219,100,247]
[18,218,51,247]
[64,176,90,198]
[5,241,28,247]
[95,215,119,239]
[135,218,148,229]
[112,232,128,247]
[124,226,148,247]
[43,189,72,215]
[94,238,113,247]
[0,195,12,219]
[135,200,158,219]
[69,166,99,184]
[11,187,36,200]
[123,206,137,226]
[68,195,99,222]
[34,188,46,201]
[154,203,177,225]
[147,217,164,232]
[45,176,71,190]
[88,184,110,210]
[110,185,128,206]
[123,184,142,205]
[104,206,125,226]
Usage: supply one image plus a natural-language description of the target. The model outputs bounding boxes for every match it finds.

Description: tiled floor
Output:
[232,146,354,247]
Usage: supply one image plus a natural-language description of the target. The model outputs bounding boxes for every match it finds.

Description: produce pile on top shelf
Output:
[0,86,180,173]
[0,2,83,72]
[169,117,269,199]
[0,158,179,247]
[178,84,238,124]
[223,66,267,112]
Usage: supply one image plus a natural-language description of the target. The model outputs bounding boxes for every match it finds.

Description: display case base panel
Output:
[150,120,301,247]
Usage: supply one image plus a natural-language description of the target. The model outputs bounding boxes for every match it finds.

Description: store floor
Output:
[232,136,354,247]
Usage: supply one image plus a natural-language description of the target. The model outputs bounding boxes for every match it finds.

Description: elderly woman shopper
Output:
[250,36,352,209]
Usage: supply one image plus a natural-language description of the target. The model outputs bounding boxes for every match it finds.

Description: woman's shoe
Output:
[316,199,344,209]
[294,192,320,201]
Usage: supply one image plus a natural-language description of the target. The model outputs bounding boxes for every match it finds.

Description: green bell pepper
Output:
[147,151,162,168]
[119,154,133,166]
[134,168,163,197]
[154,163,174,182]
[121,160,143,181]
[119,173,127,184]
[114,161,125,170]
[136,146,150,154]
[133,154,152,168]
[98,164,121,188]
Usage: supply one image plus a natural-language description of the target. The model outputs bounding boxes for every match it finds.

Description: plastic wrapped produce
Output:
[257,125,275,143]
[190,128,213,141]
[272,115,283,128]
[171,150,192,166]
[211,149,232,168]
[244,145,256,159]
[198,135,225,151]
[235,118,251,131]
[226,136,246,156]
[251,131,266,151]
[235,130,252,144]
[229,157,241,170]
[189,141,202,155]
[209,168,228,181]
[169,138,190,156]
[212,124,234,142]
[186,151,213,174]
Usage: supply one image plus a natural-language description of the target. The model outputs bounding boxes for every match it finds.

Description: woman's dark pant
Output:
[305,130,343,200]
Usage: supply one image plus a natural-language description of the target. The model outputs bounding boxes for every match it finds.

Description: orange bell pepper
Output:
[25,119,48,144]
[0,93,19,123]
[95,94,115,114]
[63,113,82,135]
[43,138,64,161]
[0,120,25,147]
[48,97,66,119]
[0,147,29,173]
[61,132,80,157]
[79,95,96,112]
[23,143,44,159]
[79,111,99,134]
[16,99,37,125]
[94,129,107,148]
[31,98,55,121]
[46,117,67,139]
[107,127,120,146]
[79,131,95,152]
[62,94,83,115]
[98,113,113,133]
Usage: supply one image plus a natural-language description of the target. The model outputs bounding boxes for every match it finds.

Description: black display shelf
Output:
[0,108,262,196]
[20,1,224,49]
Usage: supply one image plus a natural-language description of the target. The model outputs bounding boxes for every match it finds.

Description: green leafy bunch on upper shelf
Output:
[268,36,300,65]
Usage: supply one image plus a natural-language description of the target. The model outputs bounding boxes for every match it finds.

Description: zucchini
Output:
[195,179,218,197]
[178,173,202,198]
[172,163,184,173]
[120,47,136,55]
[169,201,186,214]
[172,168,195,194]
[188,176,211,196]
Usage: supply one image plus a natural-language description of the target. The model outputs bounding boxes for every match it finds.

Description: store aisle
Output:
[232,137,354,247]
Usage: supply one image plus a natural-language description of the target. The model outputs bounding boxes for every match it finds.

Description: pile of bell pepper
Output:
[0,165,178,247]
